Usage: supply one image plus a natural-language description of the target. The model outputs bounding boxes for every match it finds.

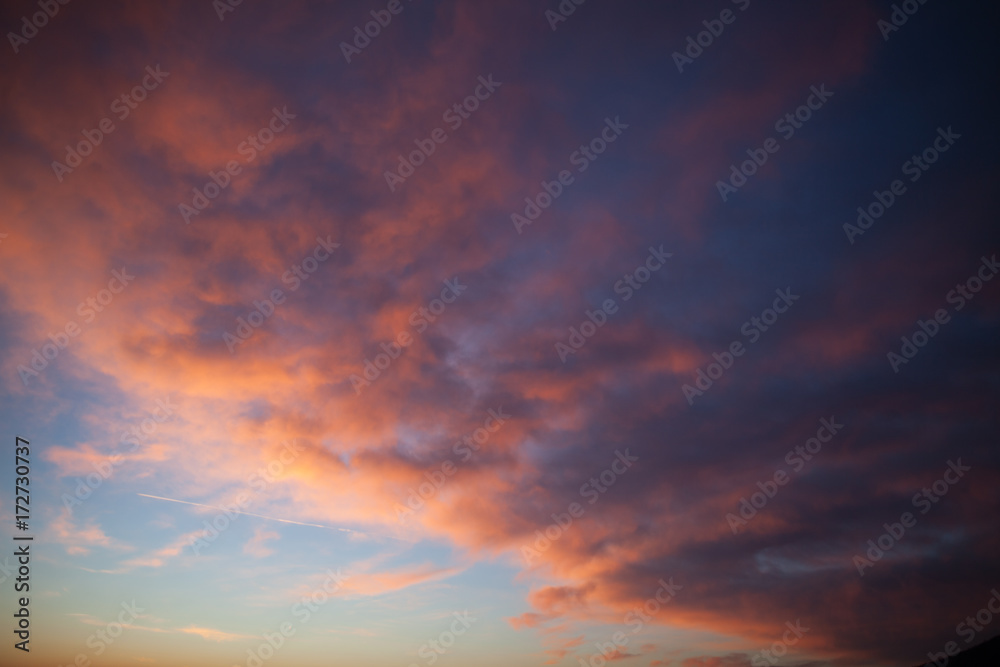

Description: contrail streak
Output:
[136,493,351,531]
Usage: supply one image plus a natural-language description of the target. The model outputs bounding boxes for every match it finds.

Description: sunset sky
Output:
[1,1,999,666]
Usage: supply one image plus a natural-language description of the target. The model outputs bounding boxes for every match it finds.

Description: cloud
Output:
[119,530,204,570]
[680,655,753,667]
[242,527,280,558]
[1,2,997,666]
[177,626,254,642]
[49,508,130,556]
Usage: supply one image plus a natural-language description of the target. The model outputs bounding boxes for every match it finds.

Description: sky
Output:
[1,1,999,666]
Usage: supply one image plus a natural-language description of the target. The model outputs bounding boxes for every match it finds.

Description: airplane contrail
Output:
[136,493,352,532]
